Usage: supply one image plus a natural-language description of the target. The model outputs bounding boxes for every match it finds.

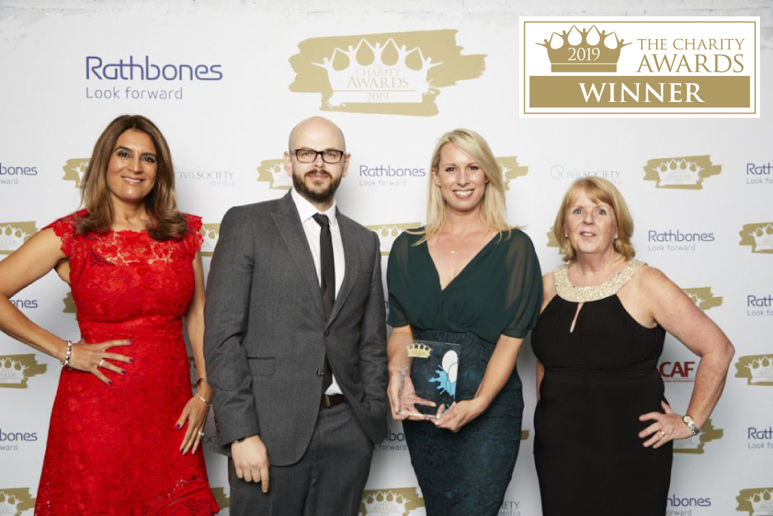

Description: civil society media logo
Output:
[643,155,721,189]
[735,354,773,386]
[0,488,36,516]
[672,418,722,454]
[0,222,36,255]
[289,31,485,116]
[0,355,47,389]
[85,55,223,101]
[736,487,773,515]
[359,488,425,515]
[520,17,759,117]
[739,222,773,254]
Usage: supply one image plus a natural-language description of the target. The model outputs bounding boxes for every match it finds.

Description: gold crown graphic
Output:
[313,38,443,106]
[536,25,630,72]
[687,292,705,306]
[683,288,722,311]
[375,225,405,254]
[407,342,432,359]
[748,489,773,513]
[746,356,773,385]
[268,163,293,188]
[655,159,703,187]
[673,418,722,454]
[0,224,30,252]
[0,491,21,515]
[0,358,29,386]
[200,225,220,255]
[750,223,773,252]
[362,491,408,513]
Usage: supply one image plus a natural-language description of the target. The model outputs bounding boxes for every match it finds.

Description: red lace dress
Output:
[36,211,219,515]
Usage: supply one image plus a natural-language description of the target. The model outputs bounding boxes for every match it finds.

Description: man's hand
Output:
[231,435,270,493]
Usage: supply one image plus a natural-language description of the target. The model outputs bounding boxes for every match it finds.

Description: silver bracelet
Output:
[59,340,74,369]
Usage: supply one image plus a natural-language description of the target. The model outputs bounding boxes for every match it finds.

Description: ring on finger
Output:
[660,430,666,437]
[98,359,105,368]
[198,430,205,436]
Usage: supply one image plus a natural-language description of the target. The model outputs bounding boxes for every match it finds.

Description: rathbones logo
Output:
[647,229,715,252]
[0,355,47,389]
[256,159,292,190]
[86,55,223,81]
[549,165,622,185]
[289,30,485,116]
[359,488,425,515]
[521,18,758,117]
[667,495,712,509]
[366,223,420,256]
[735,354,773,386]
[0,428,38,453]
[62,293,76,314]
[673,418,722,454]
[199,224,220,257]
[684,287,722,311]
[62,159,89,188]
[736,487,773,515]
[739,222,773,254]
[747,162,773,185]
[659,360,696,383]
[747,294,773,317]
[0,222,36,255]
[358,163,425,188]
[643,155,721,189]
[0,162,37,186]
[0,489,36,516]
[8,298,38,310]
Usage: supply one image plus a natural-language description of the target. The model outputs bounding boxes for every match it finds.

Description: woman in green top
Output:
[386,129,542,515]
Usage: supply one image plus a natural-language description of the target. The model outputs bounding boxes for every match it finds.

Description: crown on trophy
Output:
[745,356,773,385]
[748,489,773,513]
[269,163,293,189]
[750,223,773,252]
[0,357,28,385]
[200,227,220,254]
[654,159,703,186]
[407,342,431,359]
[362,491,408,513]
[536,25,630,72]
[0,492,21,515]
[313,38,442,106]
[0,225,29,251]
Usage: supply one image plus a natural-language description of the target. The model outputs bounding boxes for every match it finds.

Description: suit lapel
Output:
[271,193,325,319]
[327,212,359,326]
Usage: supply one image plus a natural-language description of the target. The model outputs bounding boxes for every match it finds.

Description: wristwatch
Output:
[682,414,700,436]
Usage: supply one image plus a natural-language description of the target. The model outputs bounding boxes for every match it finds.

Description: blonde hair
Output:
[553,177,635,262]
[414,129,511,244]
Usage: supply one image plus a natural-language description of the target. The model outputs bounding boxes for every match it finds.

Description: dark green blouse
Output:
[386,228,543,343]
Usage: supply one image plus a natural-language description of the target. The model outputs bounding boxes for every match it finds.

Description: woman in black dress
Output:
[532,177,735,515]
[386,129,542,515]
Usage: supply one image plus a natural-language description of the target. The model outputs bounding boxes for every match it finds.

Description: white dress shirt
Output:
[290,188,344,396]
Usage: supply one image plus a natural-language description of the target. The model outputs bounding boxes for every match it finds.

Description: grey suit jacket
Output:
[204,192,388,466]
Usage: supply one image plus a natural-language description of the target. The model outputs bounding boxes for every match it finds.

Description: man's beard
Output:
[292,169,342,204]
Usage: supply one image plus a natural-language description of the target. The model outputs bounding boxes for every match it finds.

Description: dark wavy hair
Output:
[75,115,187,241]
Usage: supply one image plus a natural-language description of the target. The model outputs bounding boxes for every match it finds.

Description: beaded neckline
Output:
[554,259,645,303]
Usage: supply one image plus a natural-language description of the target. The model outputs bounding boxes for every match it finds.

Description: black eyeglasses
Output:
[291,148,345,164]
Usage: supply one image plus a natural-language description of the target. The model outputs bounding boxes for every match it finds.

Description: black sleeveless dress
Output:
[531,261,672,516]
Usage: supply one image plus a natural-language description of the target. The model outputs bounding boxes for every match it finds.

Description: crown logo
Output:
[211,488,230,510]
[199,224,220,257]
[366,223,420,256]
[362,491,408,514]
[256,159,292,190]
[643,155,721,190]
[0,492,21,516]
[62,158,90,188]
[537,25,630,72]
[0,489,34,516]
[0,355,48,389]
[407,342,431,359]
[0,223,35,254]
[62,292,76,314]
[496,156,528,191]
[748,489,773,515]
[735,354,773,387]
[312,38,442,107]
[683,287,722,311]
[673,418,722,454]
[750,224,773,252]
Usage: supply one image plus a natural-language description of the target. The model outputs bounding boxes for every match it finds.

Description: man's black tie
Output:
[312,213,334,391]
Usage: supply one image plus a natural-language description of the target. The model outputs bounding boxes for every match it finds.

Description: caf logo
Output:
[256,159,292,190]
[289,30,485,116]
[736,487,773,515]
[497,157,528,191]
[739,222,773,254]
[62,292,76,314]
[366,223,421,256]
[643,156,721,189]
[0,488,36,516]
[359,488,425,515]
[734,354,773,386]
[672,418,722,454]
[0,355,47,389]
[199,223,220,257]
[62,158,90,188]
[211,488,230,510]
[0,222,36,255]
[683,287,723,311]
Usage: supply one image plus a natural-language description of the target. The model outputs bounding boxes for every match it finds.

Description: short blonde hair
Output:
[553,177,635,261]
[415,129,511,244]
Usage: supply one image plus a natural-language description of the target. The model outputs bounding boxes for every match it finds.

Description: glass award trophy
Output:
[405,340,461,418]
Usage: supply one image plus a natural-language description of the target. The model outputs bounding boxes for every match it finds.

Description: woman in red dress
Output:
[0,115,219,514]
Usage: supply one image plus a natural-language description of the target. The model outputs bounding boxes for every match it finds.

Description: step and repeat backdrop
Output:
[1,2,771,515]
